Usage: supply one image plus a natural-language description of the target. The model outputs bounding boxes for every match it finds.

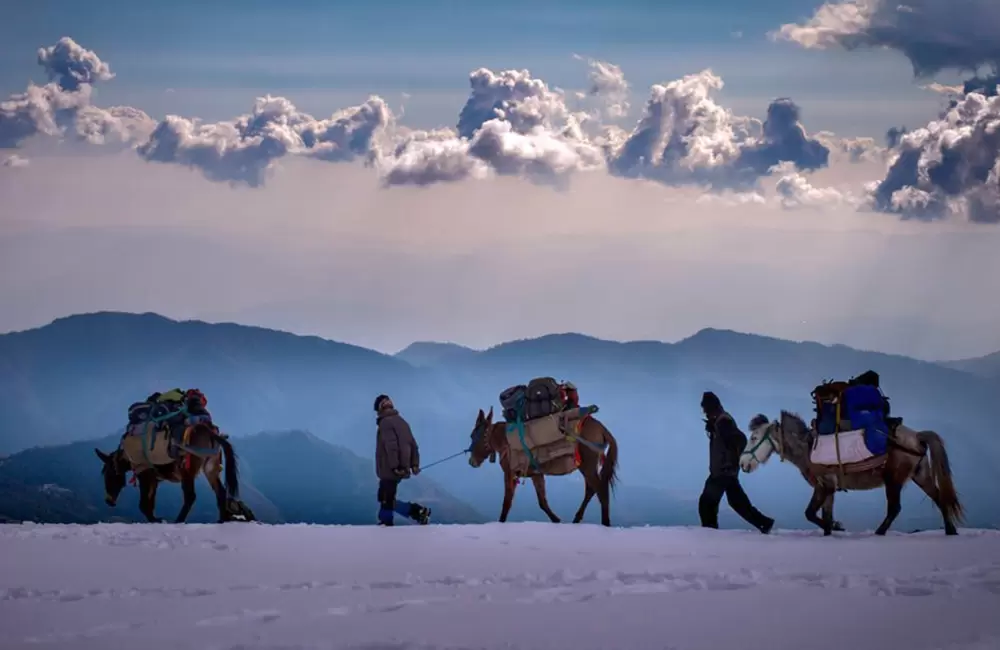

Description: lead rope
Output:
[418,449,470,472]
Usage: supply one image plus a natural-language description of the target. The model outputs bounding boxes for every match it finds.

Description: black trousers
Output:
[699,474,771,530]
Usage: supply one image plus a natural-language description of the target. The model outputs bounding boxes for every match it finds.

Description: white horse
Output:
[740,411,963,536]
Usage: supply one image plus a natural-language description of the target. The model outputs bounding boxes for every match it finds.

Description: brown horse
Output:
[741,410,964,536]
[94,422,252,523]
[467,407,619,527]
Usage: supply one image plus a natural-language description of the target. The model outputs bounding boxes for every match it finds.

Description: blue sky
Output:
[0,0,947,134]
[1,0,998,361]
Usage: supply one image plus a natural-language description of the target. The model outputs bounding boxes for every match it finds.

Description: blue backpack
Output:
[842,384,890,455]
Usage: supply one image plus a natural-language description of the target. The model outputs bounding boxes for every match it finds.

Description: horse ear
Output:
[486,406,493,422]
[477,408,484,423]
[94,448,109,462]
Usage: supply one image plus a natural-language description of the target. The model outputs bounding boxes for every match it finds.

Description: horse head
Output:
[740,413,778,473]
[468,407,496,468]
[94,447,130,506]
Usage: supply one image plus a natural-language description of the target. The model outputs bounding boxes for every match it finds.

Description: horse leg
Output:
[175,475,196,523]
[911,458,959,536]
[530,475,560,523]
[499,472,516,523]
[205,456,231,522]
[572,481,595,524]
[579,463,610,527]
[874,479,903,536]
[136,471,163,523]
[821,493,845,532]
[804,485,827,532]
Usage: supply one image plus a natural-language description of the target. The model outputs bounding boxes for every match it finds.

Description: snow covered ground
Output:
[2,523,999,650]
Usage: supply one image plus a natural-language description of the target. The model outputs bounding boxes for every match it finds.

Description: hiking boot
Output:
[758,517,775,535]
[410,505,431,525]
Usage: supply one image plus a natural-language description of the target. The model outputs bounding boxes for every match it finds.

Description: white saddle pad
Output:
[810,429,875,466]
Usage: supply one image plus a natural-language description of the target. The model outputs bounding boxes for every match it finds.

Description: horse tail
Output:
[213,431,241,500]
[917,431,964,525]
[599,423,619,496]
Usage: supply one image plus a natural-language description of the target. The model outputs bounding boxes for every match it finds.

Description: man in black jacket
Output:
[374,394,431,526]
[698,391,774,534]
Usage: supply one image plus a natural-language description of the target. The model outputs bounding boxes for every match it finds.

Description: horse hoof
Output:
[823,529,832,536]
[946,528,959,536]
[832,521,845,532]
[874,529,887,536]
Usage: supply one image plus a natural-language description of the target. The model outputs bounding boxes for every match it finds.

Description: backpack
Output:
[561,381,579,409]
[524,377,564,420]
[812,372,890,436]
[127,401,152,425]
[499,384,527,423]
[811,380,850,435]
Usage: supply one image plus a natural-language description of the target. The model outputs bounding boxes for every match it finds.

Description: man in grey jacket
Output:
[374,394,431,526]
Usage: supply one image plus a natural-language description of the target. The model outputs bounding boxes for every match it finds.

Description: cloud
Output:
[573,54,631,120]
[4,37,851,199]
[137,95,391,186]
[0,37,154,150]
[606,72,832,190]
[869,90,1000,223]
[775,168,854,209]
[3,154,29,168]
[815,131,886,162]
[774,2,1000,223]
[772,1,1000,79]
[37,37,114,91]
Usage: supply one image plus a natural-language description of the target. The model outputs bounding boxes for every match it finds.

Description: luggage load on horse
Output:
[809,370,895,475]
[97,388,254,523]
[121,388,213,472]
[498,377,598,478]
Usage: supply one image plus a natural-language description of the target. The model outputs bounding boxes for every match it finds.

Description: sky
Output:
[1,0,999,361]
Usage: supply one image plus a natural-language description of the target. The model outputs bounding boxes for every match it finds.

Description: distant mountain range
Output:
[940,351,1000,380]
[1,311,997,530]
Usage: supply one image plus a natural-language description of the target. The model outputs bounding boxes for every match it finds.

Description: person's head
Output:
[700,391,723,417]
[374,394,393,414]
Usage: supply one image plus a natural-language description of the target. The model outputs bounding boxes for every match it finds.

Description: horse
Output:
[740,410,963,536]
[467,406,619,527]
[94,422,252,523]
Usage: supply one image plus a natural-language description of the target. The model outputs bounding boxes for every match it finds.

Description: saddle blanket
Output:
[810,428,877,466]
[121,428,177,470]
[506,408,588,449]
[506,408,588,477]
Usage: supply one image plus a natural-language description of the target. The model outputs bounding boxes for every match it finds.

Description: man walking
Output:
[374,394,431,526]
[698,391,774,534]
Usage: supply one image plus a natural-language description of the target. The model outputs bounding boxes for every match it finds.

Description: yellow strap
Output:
[834,399,845,485]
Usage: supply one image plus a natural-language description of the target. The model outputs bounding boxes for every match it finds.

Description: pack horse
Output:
[741,372,964,536]
[467,378,620,527]
[94,389,255,523]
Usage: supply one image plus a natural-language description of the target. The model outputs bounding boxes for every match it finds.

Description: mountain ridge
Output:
[2,310,997,529]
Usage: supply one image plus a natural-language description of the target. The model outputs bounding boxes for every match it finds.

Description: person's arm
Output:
[410,432,421,471]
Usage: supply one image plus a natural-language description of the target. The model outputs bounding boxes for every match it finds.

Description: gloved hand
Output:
[410,466,420,476]
[393,467,410,479]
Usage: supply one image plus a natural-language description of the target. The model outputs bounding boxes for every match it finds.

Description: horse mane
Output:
[779,410,810,438]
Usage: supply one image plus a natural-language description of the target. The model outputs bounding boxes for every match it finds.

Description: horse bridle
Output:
[471,419,499,464]
[741,420,787,465]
